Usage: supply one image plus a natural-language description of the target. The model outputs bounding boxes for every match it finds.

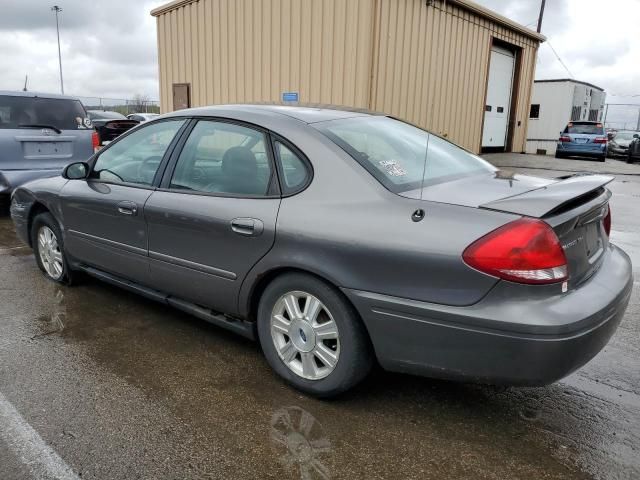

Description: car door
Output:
[144,119,281,315]
[60,119,187,284]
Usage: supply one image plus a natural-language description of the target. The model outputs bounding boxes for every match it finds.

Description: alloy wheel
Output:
[270,291,340,380]
[37,226,64,280]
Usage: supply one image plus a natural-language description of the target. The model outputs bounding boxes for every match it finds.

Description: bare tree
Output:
[130,94,150,113]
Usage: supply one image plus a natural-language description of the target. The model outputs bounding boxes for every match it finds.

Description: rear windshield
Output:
[315,116,495,193]
[88,111,127,120]
[564,123,604,135]
[0,95,89,130]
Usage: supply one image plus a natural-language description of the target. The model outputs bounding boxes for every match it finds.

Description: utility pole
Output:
[537,0,546,33]
[636,107,640,131]
[51,5,64,94]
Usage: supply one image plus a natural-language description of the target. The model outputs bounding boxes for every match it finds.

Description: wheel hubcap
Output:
[270,291,340,380]
[37,226,63,280]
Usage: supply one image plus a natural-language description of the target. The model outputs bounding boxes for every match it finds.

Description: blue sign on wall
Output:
[282,92,299,102]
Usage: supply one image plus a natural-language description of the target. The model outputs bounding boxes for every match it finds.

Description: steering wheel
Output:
[137,156,163,183]
[203,180,225,193]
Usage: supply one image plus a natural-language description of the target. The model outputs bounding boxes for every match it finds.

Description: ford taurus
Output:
[10,105,633,397]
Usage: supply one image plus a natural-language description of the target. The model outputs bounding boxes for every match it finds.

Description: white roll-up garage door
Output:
[482,46,515,148]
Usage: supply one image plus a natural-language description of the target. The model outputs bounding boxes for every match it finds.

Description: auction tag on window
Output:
[379,160,407,177]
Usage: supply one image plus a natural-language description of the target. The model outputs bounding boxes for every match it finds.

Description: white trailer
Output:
[526,79,606,155]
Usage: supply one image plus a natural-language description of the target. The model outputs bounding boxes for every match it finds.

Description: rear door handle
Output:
[117,201,138,216]
[231,218,264,236]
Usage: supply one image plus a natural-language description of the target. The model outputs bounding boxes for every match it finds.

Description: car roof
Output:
[0,90,82,101]
[567,121,602,125]
[166,103,385,124]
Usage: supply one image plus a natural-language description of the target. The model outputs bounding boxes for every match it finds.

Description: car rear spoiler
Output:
[479,174,614,218]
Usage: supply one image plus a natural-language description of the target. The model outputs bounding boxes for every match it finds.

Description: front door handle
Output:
[231,218,264,236]
[117,201,138,216]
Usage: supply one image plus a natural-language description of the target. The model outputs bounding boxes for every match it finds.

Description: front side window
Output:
[169,120,272,196]
[91,119,185,186]
[315,116,494,193]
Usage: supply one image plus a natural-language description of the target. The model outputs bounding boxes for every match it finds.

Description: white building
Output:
[526,79,606,155]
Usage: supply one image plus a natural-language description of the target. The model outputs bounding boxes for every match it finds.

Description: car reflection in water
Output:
[270,406,332,480]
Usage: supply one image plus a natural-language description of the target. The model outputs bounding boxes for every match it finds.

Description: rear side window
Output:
[564,123,604,135]
[274,142,310,194]
[316,116,494,193]
[0,95,89,130]
[169,120,272,196]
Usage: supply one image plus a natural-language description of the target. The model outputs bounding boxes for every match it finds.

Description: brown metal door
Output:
[172,83,190,111]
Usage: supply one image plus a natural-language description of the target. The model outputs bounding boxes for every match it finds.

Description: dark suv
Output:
[0,91,95,206]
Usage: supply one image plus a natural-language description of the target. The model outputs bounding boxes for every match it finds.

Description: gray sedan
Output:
[10,105,633,397]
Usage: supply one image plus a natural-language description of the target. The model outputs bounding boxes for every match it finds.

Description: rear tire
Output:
[555,152,565,159]
[31,212,75,285]
[598,155,606,162]
[257,273,373,398]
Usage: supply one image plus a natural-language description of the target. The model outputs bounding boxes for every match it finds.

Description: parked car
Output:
[10,105,632,397]
[608,130,639,158]
[127,113,159,123]
[627,133,640,164]
[555,121,608,162]
[87,110,138,146]
[0,91,95,206]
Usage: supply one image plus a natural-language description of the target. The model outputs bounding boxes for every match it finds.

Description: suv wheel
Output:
[257,273,373,398]
[31,212,73,284]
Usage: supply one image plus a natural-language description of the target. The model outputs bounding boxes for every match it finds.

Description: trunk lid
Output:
[415,171,613,287]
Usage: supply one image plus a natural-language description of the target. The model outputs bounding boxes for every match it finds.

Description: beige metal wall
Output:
[154,0,540,153]
[369,0,539,152]
[156,0,375,113]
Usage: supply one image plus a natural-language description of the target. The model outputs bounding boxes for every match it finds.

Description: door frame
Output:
[479,38,522,153]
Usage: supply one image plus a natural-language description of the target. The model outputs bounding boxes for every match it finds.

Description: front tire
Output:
[31,212,73,284]
[257,273,373,398]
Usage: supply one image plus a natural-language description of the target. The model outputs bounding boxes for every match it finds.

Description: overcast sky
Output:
[0,0,638,125]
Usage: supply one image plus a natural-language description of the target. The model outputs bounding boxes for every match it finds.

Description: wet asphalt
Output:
[0,156,638,480]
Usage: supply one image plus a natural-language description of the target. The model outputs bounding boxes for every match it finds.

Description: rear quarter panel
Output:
[238,125,520,314]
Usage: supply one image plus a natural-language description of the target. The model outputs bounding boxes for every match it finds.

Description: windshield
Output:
[88,110,126,120]
[564,123,604,135]
[614,131,638,141]
[315,116,495,193]
[0,95,89,130]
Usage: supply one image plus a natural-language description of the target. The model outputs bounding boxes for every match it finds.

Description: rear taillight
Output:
[603,205,611,237]
[92,131,100,151]
[594,137,607,144]
[559,136,572,143]
[463,219,568,285]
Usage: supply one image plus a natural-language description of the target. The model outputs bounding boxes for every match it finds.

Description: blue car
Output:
[555,121,608,162]
[0,91,96,207]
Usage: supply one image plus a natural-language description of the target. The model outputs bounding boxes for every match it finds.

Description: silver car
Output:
[10,105,633,397]
[0,91,95,206]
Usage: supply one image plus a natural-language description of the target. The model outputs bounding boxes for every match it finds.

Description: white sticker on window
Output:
[379,160,407,177]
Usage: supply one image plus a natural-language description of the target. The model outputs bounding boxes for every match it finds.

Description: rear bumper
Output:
[557,142,606,157]
[0,168,62,194]
[344,244,633,386]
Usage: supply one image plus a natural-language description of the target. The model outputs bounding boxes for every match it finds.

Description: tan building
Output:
[151,0,544,154]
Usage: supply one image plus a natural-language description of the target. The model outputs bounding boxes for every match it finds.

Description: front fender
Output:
[10,177,68,246]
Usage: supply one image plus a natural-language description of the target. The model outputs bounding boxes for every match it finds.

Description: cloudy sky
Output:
[0,0,638,125]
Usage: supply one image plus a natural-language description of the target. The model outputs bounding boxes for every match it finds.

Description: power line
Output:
[545,41,574,79]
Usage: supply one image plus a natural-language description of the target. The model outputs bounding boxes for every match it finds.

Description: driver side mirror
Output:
[63,162,89,180]
[634,134,639,139]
